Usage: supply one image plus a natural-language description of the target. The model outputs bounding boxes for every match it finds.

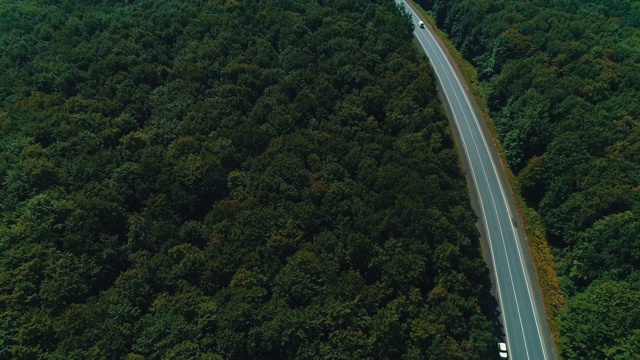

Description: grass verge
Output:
[409,1,566,351]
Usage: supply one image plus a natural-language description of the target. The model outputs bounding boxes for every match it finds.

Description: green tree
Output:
[559,281,640,360]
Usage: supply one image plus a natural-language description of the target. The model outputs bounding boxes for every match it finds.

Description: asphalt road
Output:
[394,1,555,359]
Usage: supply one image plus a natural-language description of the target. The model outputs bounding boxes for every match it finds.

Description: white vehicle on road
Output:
[499,342,508,358]
[418,20,424,28]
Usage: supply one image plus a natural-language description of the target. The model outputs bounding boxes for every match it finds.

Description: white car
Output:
[499,342,508,358]
[418,20,425,28]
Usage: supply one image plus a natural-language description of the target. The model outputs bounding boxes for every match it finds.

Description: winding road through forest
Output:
[394,1,557,359]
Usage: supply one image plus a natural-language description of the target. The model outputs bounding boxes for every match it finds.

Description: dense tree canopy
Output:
[416,0,640,357]
[0,0,498,358]
[558,280,640,360]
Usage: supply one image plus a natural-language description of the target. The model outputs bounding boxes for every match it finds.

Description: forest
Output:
[0,0,499,358]
[415,0,640,358]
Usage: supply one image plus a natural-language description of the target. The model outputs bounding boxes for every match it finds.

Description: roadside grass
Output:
[409,1,566,351]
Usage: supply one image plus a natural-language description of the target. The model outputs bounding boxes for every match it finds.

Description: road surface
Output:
[394,1,556,359]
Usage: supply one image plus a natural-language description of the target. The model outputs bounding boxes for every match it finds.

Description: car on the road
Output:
[418,20,425,28]
[499,342,508,358]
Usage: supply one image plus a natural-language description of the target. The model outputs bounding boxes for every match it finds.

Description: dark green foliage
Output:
[0,0,496,358]
[416,0,640,357]
[558,281,640,359]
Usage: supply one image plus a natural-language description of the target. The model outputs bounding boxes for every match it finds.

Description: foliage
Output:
[0,0,497,358]
[558,281,640,359]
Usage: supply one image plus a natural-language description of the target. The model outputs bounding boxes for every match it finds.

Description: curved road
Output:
[395,1,555,359]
